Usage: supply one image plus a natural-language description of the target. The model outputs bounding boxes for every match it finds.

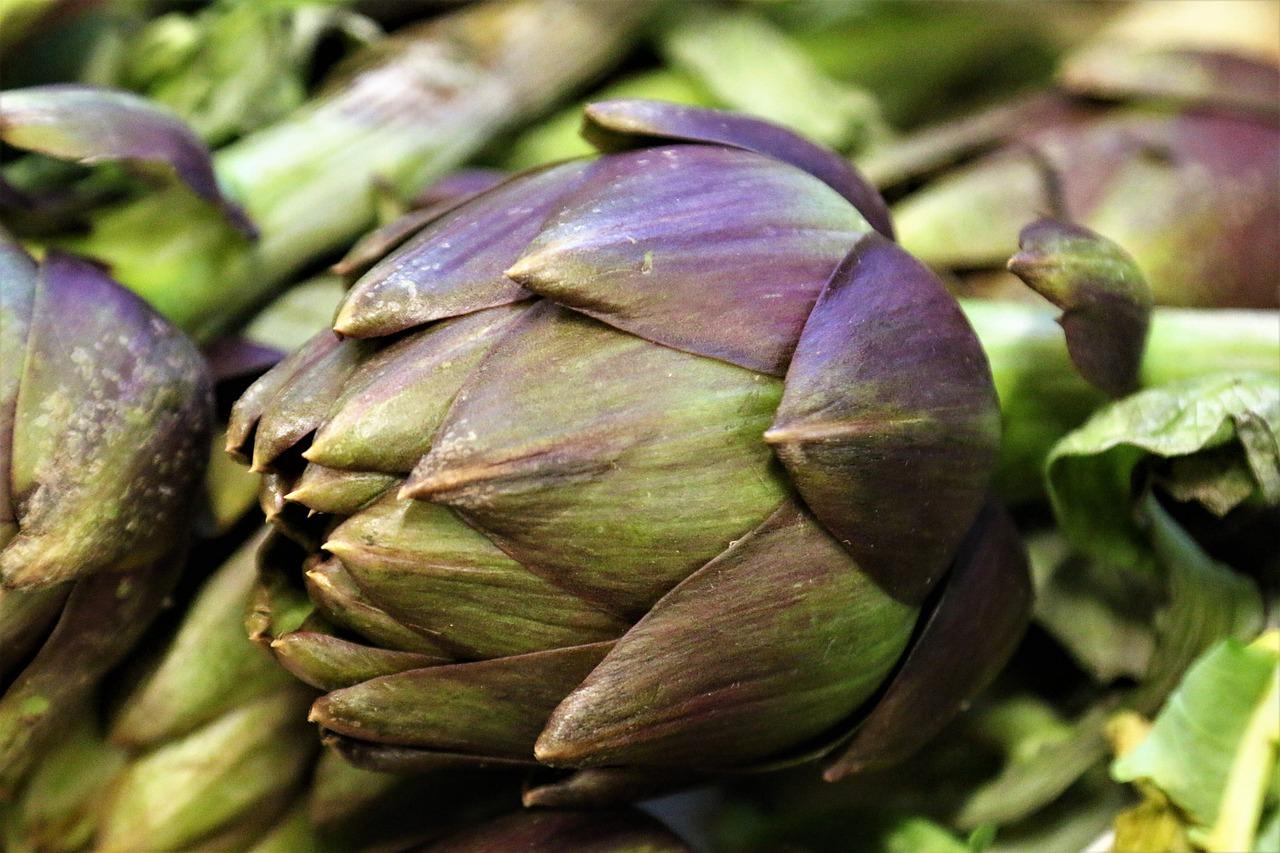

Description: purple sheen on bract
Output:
[333,161,594,339]
[404,304,788,618]
[331,206,456,281]
[1,252,211,589]
[1060,46,1280,117]
[825,499,1032,780]
[424,808,691,853]
[311,641,613,760]
[506,145,867,376]
[271,630,450,693]
[411,168,510,209]
[249,336,372,473]
[583,99,894,238]
[226,329,342,464]
[203,337,285,387]
[535,502,917,770]
[324,495,628,660]
[307,305,528,475]
[0,239,38,537]
[0,84,255,236]
[1008,218,1152,397]
[767,234,1000,605]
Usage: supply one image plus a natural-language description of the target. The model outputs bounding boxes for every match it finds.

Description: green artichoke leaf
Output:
[109,531,298,749]
[285,464,397,516]
[97,687,316,853]
[296,553,451,660]
[1112,631,1280,852]
[827,500,1031,779]
[1046,372,1280,574]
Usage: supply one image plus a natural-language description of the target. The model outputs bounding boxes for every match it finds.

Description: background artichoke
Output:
[229,101,1032,794]
[870,4,1280,309]
[0,236,212,797]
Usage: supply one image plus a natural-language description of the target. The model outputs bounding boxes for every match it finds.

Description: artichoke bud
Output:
[0,248,212,589]
[1008,218,1153,397]
[0,238,211,798]
[231,101,1027,785]
[887,44,1280,309]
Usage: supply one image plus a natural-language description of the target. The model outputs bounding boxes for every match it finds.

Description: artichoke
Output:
[0,235,212,797]
[229,101,1032,792]
[871,26,1280,309]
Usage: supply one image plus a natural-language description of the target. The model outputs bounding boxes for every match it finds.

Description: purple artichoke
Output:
[0,236,212,797]
[228,101,1031,793]
[876,48,1280,309]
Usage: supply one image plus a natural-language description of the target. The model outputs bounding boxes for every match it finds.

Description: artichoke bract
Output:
[229,101,1031,790]
[0,235,212,796]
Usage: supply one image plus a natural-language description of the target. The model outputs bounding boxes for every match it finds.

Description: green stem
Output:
[962,301,1280,503]
[68,0,653,342]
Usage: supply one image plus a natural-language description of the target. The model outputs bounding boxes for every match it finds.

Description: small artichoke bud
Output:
[231,101,1030,793]
[1008,218,1153,397]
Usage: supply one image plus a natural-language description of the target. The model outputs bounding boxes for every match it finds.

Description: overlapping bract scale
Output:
[506,145,868,376]
[768,234,1001,604]
[405,303,789,617]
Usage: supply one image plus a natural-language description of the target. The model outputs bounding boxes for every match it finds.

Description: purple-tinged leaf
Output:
[583,99,894,237]
[1008,218,1152,397]
[411,168,509,209]
[767,234,1000,604]
[535,502,917,770]
[1,252,211,589]
[0,84,255,236]
[272,630,449,693]
[506,145,867,376]
[333,161,593,338]
[825,499,1032,779]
